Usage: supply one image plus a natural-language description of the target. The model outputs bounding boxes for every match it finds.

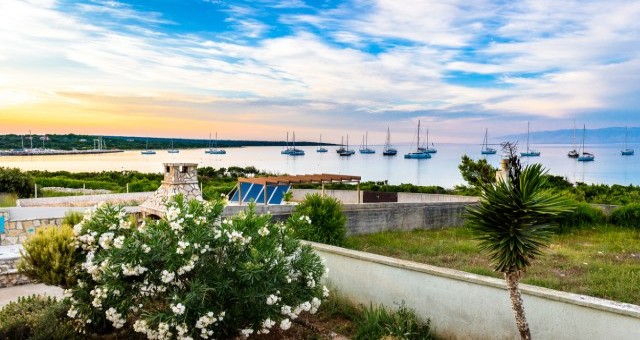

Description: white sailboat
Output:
[359,132,375,154]
[577,125,595,162]
[621,126,634,156]
[382,127,397,156]
[481,128,497,154]
[521,122,541,157]
[404,120,431,159]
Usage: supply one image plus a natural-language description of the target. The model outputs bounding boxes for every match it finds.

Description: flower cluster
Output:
[65,198,326,339]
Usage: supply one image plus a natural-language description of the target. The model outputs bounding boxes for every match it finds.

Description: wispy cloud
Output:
[1,0,639,142]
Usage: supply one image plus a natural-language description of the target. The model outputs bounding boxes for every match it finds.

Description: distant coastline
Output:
[0,134,335,151]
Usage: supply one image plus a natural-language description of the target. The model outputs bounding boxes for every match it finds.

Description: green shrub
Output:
[67,197,328,338]
[609,203,640,228]
[0,295,80,340]
[291,193,347,246]
[355,302,432,340]
[18,225,77,288]
[0,193,17,207]
[0,167,34,198]
[556,202,607,233]
[62,211,83,227]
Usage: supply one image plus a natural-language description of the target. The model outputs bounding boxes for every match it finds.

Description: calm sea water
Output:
[1,144,638,188]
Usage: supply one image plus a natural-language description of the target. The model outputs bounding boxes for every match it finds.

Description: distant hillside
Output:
[500,127,640,144]
[0,134,334,151]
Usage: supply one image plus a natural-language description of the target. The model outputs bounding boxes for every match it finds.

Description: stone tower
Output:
[140,163,202,218]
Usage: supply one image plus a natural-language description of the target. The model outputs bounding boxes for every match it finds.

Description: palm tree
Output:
[466,145,572,340]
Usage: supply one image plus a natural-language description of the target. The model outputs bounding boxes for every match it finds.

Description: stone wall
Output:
[1,217,63,245]
[17,192,153,207]
[225,201,474,235]
[0,258,30,288]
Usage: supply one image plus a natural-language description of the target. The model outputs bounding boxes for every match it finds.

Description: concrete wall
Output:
[225,201,473,235]
[291,189,478,204]
[291,189,361,204]
[17,192,153,207]
[311,242,640,340]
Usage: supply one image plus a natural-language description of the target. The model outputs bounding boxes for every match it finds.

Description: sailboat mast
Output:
[417,120,421,152]
[527,122,530,152]
[573,120,577,150]
[582,125,586,153]
[625,126,628,149]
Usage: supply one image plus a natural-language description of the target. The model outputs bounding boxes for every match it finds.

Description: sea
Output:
[0,144,638,188]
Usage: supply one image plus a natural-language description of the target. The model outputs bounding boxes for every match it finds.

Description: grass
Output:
[0,193,17,207]
[345,225,640,305]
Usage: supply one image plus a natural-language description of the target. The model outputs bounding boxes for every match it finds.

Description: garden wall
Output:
[16,192,153,207]
[290,189,478,204]
[311,242,640,340]
[224,201,473,235]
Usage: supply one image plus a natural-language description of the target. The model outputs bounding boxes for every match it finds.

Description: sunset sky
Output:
[1,0,639,143]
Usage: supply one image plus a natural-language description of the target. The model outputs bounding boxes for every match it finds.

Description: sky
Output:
[0,0,639,143]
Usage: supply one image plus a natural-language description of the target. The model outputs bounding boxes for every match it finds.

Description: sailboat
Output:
[382,127,397,156]
[316,134,328,153]
[287,132,305,156]
[359,132,375,154]
[404,120,431,159]
[419,129,437,154]
[577,124,595,162]
[520,122,541,157]
[141,138,156,155]
[336,136,346,154]
[338,135,355,156]
[167,139,179,153]
[621,126,634,156]
[281,132,293,154]
[568,121,579,158]
[209,133,226,154]
[481,128,497,154]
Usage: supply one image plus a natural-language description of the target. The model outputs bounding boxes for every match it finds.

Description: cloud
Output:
[2,0,640,142]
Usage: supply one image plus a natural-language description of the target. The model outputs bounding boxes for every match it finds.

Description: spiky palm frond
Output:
[467,163,573,273]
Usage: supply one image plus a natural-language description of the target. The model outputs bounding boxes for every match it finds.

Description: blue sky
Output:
[0,0,639,143]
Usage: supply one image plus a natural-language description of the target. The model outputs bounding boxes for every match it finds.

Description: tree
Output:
[0,167,34,197]
[466,145,572,340]
[458,155,497,189]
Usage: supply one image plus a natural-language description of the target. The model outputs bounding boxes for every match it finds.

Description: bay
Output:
[0,144,638,188]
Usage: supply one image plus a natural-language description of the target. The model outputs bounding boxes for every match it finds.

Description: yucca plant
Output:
[466,145,572,340]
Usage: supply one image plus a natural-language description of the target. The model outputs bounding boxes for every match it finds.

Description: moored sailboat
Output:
[359,132,375,154]
[141,138,156,155]
[404,120,431,159]
[481,128,497,155]
[167,139,179,153]
[382,127,397,156]
[577,124,595,162]
[521,122,541,157]
[568,120,579,158]
[316,134,328,153]
[205,133,226,154]
[419,129,437,154]
[338,135,355,156]
[621,126,634,156]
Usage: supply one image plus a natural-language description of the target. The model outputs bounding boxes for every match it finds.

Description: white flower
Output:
[279,318,291,331]
[105,307,125,329]
[67,306,78,318]
[142,244,151,253]
[266,294,279,305]
[171,303,186,315]
[258,226,270,236]
[322,285,330,297]
[281,305,291,315]
[113,235,125,249]
[98,232,114,249]
[262,318,275,329]
[300,301,311,312]
[161,270,175,283]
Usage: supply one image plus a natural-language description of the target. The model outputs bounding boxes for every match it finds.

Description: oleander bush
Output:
[0,295,80,340]
[291,194,347,246]
[18,225,77,289]
[555,202,607,233]
[609,203,640,228]
[66,197,328,339]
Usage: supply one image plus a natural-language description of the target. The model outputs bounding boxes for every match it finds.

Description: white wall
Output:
[291,189,478,204]
[311,242,640,340]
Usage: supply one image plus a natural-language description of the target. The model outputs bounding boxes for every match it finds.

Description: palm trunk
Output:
[504,271,531,340]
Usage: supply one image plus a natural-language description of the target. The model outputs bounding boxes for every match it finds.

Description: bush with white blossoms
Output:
[66,197,328,339]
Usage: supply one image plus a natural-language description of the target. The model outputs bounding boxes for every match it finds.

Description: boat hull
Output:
[481,149,497,155]
[621,149,634,156]
[404,152,431,159]
[167,150,179,154]
[521,151,541,157]
[316,148,328,153]
[359,149,375,154]
[141,151,156,155]
[568,150,579,158]
[578,153,595,162]
[383,149,397,156]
